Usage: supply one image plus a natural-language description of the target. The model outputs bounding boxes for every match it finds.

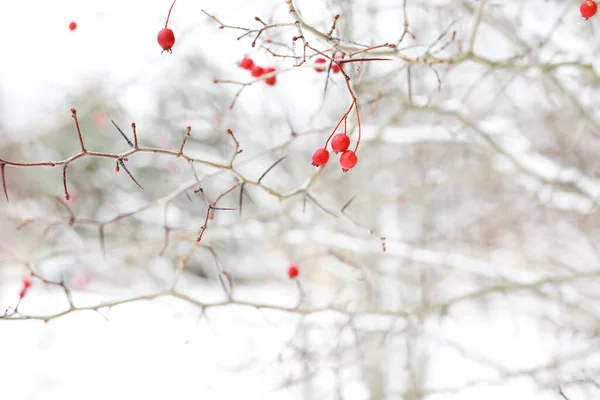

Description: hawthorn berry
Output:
[339,150,358,172]
[250,65,264,77]
[157,28,175,53]
[581,0,598,19]
[287,264,299,279]
[332,56,343,73]
[314,57,327,72]
[239,57,254,70]
[69,21,77,31]
[311,148,330,167]
[263,67,277,86]
[331,133,350,153]
[18,277,32,299]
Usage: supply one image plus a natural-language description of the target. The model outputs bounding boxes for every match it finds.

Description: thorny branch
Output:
[3,268,600,322]
[3,2,600,396]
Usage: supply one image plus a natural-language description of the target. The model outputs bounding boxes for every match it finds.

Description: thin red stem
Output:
[354,101,362,152]
[165,0,177,28]
[324,99,355,148]
[1,163,8,202]
[343,78,361,152]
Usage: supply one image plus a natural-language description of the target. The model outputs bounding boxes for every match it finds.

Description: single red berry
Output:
[287,264,299,279]
[339,150,358,172]
[332,56,343,73]
[157,28,176,52]
[314,57,327,72]
[22,278,32,289]
[18,288,27,299]
[311,148,330,167]
[581,0,598,19]
[238,57,254,70]
[250,65,264,77]
[69,21,77,31]
[263,67,277,86]
[331,134,350,153]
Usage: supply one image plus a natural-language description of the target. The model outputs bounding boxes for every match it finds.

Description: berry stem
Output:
[324,99,355,148]
[165,0,178,28]
[342,74,361,152]
[354,103,362,152]
[1,163,8,202]
[306,43,363,153]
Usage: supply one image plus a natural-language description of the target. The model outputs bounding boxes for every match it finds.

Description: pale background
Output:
[1,1,600,399]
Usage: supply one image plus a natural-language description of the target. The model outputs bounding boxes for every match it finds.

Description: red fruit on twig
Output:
[311,148,330,167]
[331,134,350,153]
[158,28,175,53]
[340,150,358,172]
[287,264,299,279]
[158,0,178,53]
[581,0,598,19]
[263,67,276,86]
[314,57,327,72]
[250,65,264,77]
[331,56,343,73]
[239,57,254,70]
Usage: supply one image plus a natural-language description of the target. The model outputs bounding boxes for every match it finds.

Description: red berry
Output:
[69,21,77,31]
[340,150,358,172]
[238,57,254,70]
[331,134,350,153]
[332,56,343,73]
[250,65,264,77]
[311,148,330,167]
[287,264,299,279]
[314,57,327,72]
[263,67,277,86]
[581,0,598,19]
[157,28,175,52]
[22,278,32,289]
[18,288,27,299]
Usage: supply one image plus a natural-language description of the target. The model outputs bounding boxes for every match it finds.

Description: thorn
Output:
[118,159,143,190]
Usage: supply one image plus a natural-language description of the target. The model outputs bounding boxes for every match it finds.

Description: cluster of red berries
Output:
[312,133,358,172]
[18,277,33,299]
[313,56,342,74]
[238,57,277,86]
[581,0,598,19]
